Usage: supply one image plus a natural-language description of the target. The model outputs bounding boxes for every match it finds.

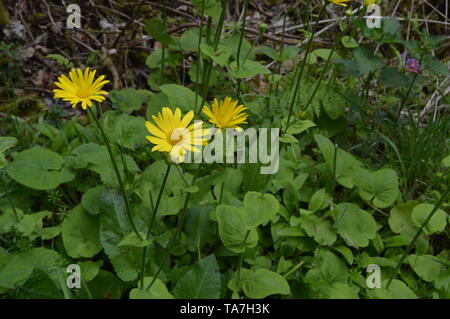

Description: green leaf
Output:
[7,146,64,190]
[109,88,152,114]
[388,201,420,238]
[370,280,417,299]
[78,260,103,282]
[331,203,379,248]
[192,0,221,19]
[0,207,23,234]
[411,203,447,235]
[173,255,221,299]
[118,232,150,248]
[380,67,409,87]
[229,60,271,79]
[144,18,173,45]
[243,191,280,228]
[335,47,383,77]
[102,112,147,150]
[354,168,399,208]
[81,185,107,215]
[15,211,51,240]
[184,205,215,253]
[129,277,173,299]
[300,215,337,246]
[308,188,331,212]
[62,206,102,258]
[408,255,444,282]
[160,84,202,112]
[200,44,232,67]
[99,189,149,282]
[314,134,363,188]
[216,205,258,253]
[305,250,348,285]
[286,120,316,135]
[0,137,17,153]
[240,268,290,298]
[341,36,359,48]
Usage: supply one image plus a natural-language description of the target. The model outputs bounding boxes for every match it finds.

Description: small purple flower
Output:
[407,59,420,73]
[401,52,420,73]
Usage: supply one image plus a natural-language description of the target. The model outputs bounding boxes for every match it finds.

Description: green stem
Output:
[386,188,450,288]
[283,2,327,135]
[199,0,228,113]
[139,164,172,289]
[87,107,142,240]
[145,165,197,291]
[235,0,249,101]
[396,65,420,121]
[195,0,206,106]
[159,0,168,85]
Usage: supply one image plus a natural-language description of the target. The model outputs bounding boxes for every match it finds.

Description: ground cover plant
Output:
[0,0,449,299]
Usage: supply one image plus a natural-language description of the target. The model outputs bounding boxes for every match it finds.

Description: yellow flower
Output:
[328,0,352,6]
[202,97,248,132]
[145,107,209,163]
[53,67,110,110]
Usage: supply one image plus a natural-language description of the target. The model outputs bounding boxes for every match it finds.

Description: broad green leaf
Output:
[99,189,150,282]
[308,188,331,212]
[102,112,147,150]
[229,60,271,79]
[118,232,150,248]
[354,168,399,208]
[7,146,64,190]
[286,120,316,135]
[173,255,221,299]
[408,255,443,282]
[240,268,290,298]
[15,211,51,240]
[326,283,359,299]
[341,36,359,48]
[0,137,17,153]
[192,0,221,19]
[0,207,23,234]
[388,201,420,238]
[380,67,409,87]
[129,277,173,299]
[331,203,379,248]
[314,134,363,188]
[84,270,123,299]
[62,206,102,258]
[144,18,173,45]
[300,215,337,246]
[78,260,103,282]
[370,280,417,299]
[184,205,215,253]
[109,88,152,114]
[305,250,348,285]
[243,191,279,228]
[200,43,232,66]
[160,84,202,112]
[81,185,107,215]
[411,203,447,235]
[216,205,258,253]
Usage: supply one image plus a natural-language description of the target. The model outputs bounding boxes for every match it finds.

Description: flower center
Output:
[77,88,91,99]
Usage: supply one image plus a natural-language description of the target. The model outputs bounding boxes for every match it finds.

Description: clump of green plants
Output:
[0,0,448,299]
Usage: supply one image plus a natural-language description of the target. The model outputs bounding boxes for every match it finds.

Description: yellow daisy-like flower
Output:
[329,0,352,6]
[202,97,248,132]
[53,67,110,110]
[145,107,209,163]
